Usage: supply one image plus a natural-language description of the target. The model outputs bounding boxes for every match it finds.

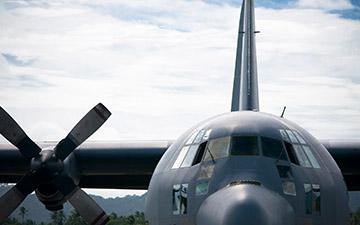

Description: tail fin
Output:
[231,0,259,111]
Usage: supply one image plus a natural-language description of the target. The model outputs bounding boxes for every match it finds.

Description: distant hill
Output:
[1,185,360,223]
[0,185,146,223]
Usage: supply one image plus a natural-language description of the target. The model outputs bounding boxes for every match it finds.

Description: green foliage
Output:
[3,207,360,225]
[2,217,22,225]
[50,211,66,225]
[64,211,87,225]
[3,211,148,225]
[107,211,148,225]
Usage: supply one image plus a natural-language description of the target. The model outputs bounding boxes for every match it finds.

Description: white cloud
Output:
[296,0,353,10]
[0,0,359,200]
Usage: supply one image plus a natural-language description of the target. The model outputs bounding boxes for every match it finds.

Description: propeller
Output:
[0,103,111,225]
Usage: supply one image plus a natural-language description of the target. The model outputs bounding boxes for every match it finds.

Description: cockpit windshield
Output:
[231,136,259,156]
[171,129,321,169]
[203,137,230,161]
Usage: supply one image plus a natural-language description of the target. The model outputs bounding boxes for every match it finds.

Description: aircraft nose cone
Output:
[196,183,295,225]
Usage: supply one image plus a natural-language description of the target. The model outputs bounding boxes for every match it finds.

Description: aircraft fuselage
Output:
[145,111,350,225]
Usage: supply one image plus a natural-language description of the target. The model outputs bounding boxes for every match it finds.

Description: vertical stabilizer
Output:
[231,0,259,111]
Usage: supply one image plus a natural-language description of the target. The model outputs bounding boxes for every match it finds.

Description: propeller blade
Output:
[0,186,27,222]
[68,188,109,225]
[0,173,36,222]
[55,103,111,160]
[52,175,109,225]
[0,107,41,159]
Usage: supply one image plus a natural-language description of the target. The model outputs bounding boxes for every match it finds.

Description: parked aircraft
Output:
[1,0,359,225]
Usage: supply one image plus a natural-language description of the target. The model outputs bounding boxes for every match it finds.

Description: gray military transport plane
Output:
[1,0,360,225]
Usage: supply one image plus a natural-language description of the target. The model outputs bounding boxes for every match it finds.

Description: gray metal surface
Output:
[196,184,295,225]
[231,0,259,111]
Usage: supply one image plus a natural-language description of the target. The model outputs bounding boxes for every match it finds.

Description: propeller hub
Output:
[36,187,65,211]
[30,150,64,178]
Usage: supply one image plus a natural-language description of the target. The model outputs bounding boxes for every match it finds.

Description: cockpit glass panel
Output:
[276,165,296,196]
[293,131,307,144]
[276,165,294,179]
[293,145,312,168]
[172,146,190,169]
[261,137,288,160]
[196,180,209,195]
[186,130,199,145]
[193,129,206,144]
[286,130,299,144]
[181,145,199,168]
[203,129,212,141]
[304,184,312,214]
[284,142,299,165]
[312,184,321,215]
[173,184,181,215]
[303,146,321,168]
[193,142,207,165]
[203,136,230,161]
[231,136,259,156]
[280,130,291,143]
[282,181,296,196]
[172,184,188,215]
[198,164,215,179]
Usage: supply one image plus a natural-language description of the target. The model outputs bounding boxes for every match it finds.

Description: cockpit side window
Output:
[279,129,321,169]
[302,146,321,168]
[231,136,259,156]
[285,130,298,143]
[280,130,291,143]
[293,131,307,144]
[284,141,299,165]
[172,129,212,169]
[261,137,288,160]
[293,144,312,168]
[181,145,200,167]
[193,142,207,165]
[172,146,190,169]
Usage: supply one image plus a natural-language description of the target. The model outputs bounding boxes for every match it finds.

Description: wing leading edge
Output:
[0,140,172,190]
[2,139,360,191]
[2,139,359,191]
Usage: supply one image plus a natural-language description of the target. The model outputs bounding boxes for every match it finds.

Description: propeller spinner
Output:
[0,103,111,225]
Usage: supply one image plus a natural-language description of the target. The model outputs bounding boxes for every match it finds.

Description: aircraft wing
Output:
[2,139,360,191]
[0,140,172,189]
[321,140,360,191]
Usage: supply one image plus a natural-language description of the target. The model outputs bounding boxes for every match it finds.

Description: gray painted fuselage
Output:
[146,112,350,225]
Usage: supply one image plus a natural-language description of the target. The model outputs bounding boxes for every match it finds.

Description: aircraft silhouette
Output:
[1,0,359,224]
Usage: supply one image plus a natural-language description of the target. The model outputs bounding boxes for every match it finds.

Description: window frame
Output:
[172,129,213,169]
[279,129,321,169]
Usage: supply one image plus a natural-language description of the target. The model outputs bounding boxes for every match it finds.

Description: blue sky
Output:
[0,0,359,198]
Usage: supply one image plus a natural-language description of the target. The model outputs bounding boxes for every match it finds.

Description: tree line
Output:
[3,206,360,225]
[2,207,148,225]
